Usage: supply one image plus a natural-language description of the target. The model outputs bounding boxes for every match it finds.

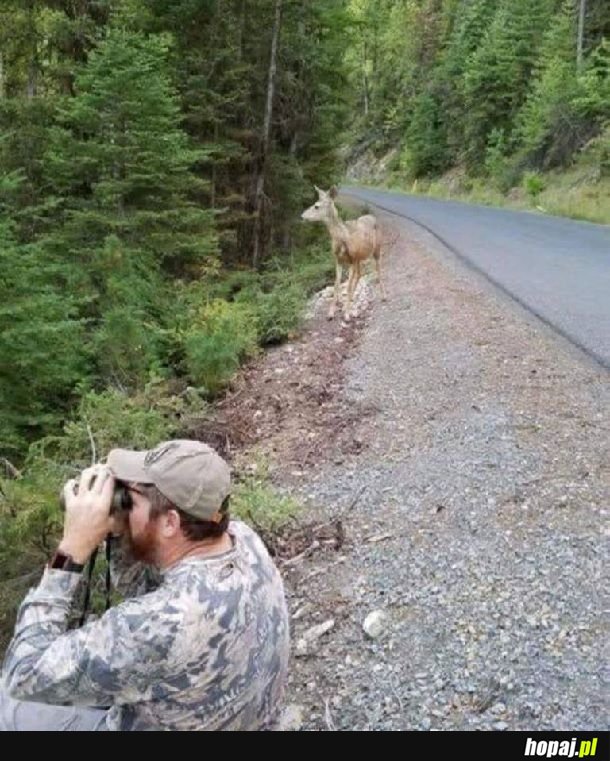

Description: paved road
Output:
[343,186,610,369]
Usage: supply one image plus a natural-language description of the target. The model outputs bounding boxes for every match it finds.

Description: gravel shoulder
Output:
[216,208,609,731]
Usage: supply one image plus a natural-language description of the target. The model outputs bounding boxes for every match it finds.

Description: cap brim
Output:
[106,449,150,483]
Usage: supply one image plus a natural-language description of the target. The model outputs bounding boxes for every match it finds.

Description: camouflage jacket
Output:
[2,521,290,731]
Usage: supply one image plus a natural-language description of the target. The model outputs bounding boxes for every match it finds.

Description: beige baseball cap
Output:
[107,440,231,521]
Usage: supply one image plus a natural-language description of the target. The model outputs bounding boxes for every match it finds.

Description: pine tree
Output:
[145,0,351,264]
[460,0,556,169]
[0,177,87,455]
[46,28,217,274]
[435,0,501,163]
[514,0,609,170]
[40,27,218,389]
[405,88,449,176]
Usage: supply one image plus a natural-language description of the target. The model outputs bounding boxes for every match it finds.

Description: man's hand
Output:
[58,464,115,564]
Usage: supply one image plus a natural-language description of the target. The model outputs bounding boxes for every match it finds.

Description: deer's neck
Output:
[325,205,349,246]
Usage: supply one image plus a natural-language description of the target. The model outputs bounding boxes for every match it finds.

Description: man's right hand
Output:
[59,464,115,563]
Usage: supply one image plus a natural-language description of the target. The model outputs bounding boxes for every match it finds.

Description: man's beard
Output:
[126,518,159,565]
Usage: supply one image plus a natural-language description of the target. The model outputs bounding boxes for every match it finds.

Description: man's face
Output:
[125,485,160,564]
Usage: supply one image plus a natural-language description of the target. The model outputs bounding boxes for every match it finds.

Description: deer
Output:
[301,185,386,320]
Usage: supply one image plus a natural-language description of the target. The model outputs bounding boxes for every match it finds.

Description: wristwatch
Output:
[48,550,85,574]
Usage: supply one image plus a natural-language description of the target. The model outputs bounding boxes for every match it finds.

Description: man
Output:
[0,440,290,731]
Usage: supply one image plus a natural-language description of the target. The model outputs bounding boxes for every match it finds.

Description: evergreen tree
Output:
[435,0,501,163]
[0,177,87,455]
[40,27,218,389]
[514,0,609,170]
[461,0,556,170]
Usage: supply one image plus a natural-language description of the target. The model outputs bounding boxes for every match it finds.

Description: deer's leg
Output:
[342,264,354,320]
[374,247,387,301]
[328,260,342,320]
[345,261,361,319]
[355,260,363,304]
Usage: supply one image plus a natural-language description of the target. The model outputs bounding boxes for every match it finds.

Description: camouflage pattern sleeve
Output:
[106,535,161,598]
[2,567,178,708]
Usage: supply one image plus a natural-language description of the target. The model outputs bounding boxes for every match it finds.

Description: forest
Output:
[0,0,607,647]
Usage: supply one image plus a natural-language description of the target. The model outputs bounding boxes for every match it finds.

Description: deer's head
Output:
[301,185,338,223]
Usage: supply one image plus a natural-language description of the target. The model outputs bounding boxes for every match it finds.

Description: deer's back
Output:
[345,214,378,254]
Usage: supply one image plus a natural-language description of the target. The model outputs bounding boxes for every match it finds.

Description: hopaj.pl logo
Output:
[525,738,599,758]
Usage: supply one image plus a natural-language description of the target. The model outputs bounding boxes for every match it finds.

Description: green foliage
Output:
[405,87,450,177]
[346,0,608,199]
[232,458,300,532]
[511,3,580,170]
[484,128,509,181]
[173,243,334,362]
[0,97,57,239]
[249,247,332,344]
[0,379,183,651]
[0,184,88,455]
[2,383,181,568]
[44,27,218,277]
[0,0,351,656]
[273,244,336,295]
[181,299,259,396]
[522,171,545,199]
[251,285,306,345]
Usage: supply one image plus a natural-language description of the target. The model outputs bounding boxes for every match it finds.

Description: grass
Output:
[232,456,301,532]
[413,171,610,225]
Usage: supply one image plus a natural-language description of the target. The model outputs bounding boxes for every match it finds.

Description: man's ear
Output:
[161,508,182,538]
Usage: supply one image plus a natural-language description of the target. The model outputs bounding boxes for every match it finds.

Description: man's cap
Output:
[107,440,230,521]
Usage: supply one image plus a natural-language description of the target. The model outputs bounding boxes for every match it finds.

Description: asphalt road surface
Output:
[343,186,610,369]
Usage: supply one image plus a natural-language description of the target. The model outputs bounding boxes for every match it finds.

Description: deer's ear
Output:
[328,185,338,199]
[314,185,324,197]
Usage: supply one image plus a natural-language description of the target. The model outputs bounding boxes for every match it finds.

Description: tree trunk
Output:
[26,1,38,98]
[372,14,378,110]
[27,59,37,98]
[577,0,587,71]
[237,0,247,63]
[362,37,369,117]
[282,131,298,252]
[252,0,283,268]
[211,121,218,209]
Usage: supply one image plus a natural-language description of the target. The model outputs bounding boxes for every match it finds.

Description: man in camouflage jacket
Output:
[0,440,290,731]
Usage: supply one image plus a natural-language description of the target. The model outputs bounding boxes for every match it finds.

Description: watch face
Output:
[50,551,83,572]
[50,551,68,569]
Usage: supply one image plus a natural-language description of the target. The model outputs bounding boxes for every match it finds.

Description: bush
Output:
[182,299,259,396]
[238,285,305,345]
[232,460,300,532]
[91,306,165,391]
[523,171,545,199]
[263,245,334,295]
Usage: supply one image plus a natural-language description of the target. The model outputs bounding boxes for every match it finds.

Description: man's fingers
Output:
[76,464,114,496]
[91,465,112,495]
[77,466,97,495]
[63,478,77,503]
